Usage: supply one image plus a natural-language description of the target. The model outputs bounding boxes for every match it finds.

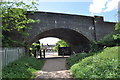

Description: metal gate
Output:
[58,47,72,56]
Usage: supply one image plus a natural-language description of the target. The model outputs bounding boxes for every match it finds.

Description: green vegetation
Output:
[97,34,118,46]
[29,41,41,57]
[66,53,94,69]
[69,46,119,79]
[2,56,45,79]
[66,21,120,79]
[113,22,120,44]
[95,22,120,47]
[1,1,40,47]
[53,40,70,52]
[89,22,120,53]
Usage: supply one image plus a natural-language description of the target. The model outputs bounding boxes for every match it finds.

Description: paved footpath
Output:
[35,58,74,80]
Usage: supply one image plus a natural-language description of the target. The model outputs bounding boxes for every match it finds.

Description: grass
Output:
[66,52,94,68]
[2,56,45,80]
[67,46,119,79]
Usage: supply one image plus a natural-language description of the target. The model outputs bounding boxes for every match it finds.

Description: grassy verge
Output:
[66,52,94,69]
[2,56,45,79]
[67,46,119,79]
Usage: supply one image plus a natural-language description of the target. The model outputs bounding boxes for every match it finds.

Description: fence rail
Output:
[0,47,25,68]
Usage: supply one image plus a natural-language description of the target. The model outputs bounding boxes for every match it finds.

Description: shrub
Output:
[96,22,120,47]
[66,53,94,69]
[97,34,120,46]
[89,41,104,53]
[2,56,45,79]
[114,22,120,40]
[70,46,119,79]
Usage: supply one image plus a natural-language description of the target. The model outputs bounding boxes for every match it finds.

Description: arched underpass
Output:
[25,11,115,79]
[25,11,115,54]
[27,28,91,53]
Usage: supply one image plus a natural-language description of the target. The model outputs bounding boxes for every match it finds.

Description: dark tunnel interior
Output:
[28,28,91,53]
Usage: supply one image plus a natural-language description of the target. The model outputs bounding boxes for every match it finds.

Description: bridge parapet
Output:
[26,11,96,43]
[94,16,116,40]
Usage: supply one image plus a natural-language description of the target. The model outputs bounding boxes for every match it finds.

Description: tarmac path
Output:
[35,58,74,80]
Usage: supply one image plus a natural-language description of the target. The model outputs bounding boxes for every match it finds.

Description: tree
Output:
[112,22,120,46]
[29,41,41,57]
[94,22,120,48]
[53,40,70,52]
[0,1,40,47]
[113,22,120,39]
[57,40,70,47]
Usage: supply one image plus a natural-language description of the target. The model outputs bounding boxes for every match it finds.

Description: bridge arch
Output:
[27,28,91,53]
[25,11,115,53]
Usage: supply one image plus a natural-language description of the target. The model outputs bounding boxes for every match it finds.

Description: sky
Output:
[37,1,118,22]
[3,0,120,45]
[39,37,60,45]
[6,0,119,22]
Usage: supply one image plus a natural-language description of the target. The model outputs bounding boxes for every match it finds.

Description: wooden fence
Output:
[0,47,25,68]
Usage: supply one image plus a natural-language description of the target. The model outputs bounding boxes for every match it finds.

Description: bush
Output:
[66,53,94,69]
[70,46,119,79]
[89,41,104,53]
[97,34,120,46]
[2,56,45,79]
[96,22,120,47]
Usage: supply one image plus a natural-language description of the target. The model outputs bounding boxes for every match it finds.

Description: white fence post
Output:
[5,48,7,66]
[1,47,25,68]
[17,48,19,59]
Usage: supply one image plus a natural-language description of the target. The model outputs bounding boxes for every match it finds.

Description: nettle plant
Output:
[113,22,120,39]
[113,22,120,45]
[1,1,40,47]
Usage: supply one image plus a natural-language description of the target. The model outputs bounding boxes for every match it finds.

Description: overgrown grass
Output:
[68,46,119,79]
[2,56,45,80]
[66,53,94,68]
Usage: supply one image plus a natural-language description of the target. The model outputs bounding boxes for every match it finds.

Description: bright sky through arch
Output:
[39,37,60,45]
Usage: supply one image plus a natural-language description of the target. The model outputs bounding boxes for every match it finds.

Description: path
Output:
[36,52,70,58]
[35,58,74,80]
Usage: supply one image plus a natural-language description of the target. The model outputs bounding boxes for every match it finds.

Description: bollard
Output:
[40,50,42,58]
[43,49,45,58]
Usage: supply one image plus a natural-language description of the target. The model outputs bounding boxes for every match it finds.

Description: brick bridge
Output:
[24,11,116,53]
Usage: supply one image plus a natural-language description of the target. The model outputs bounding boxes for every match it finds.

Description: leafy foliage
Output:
[29,41,41,56]
[67,22,120,79]
[66,53,94,69]
[89,22,120,52]
[97,34,120,46]
[1,1,40,47]
[113,22,120,43]
[95,22,120,47]
[53,40,70,52]
[89,41,104,53]
[2,56,45,79]
[70,46,119,78]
